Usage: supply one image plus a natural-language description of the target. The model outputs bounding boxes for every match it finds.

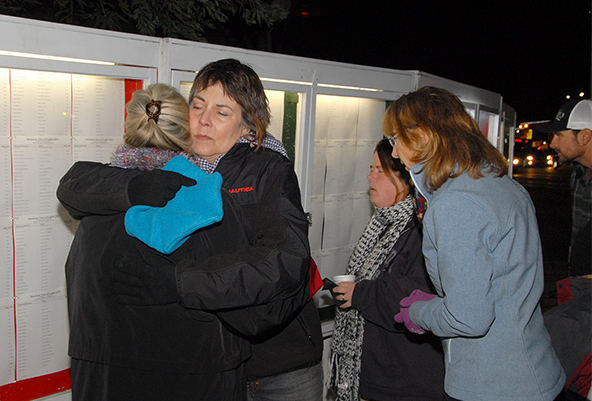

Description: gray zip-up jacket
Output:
[408,163,565,401]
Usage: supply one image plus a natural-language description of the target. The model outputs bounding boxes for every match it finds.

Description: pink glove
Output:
[400,289,437,307]
[394,289,437,334]
[394,307,425,334]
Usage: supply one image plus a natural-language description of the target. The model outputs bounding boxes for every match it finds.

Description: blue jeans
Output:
[246,363,323,401]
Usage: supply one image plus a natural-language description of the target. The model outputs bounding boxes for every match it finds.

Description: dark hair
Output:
[382,86,507,191]
[189,59,270,149]
[375,138,411,187]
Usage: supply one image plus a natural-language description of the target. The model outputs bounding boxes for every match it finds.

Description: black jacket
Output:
[352,217,444,400]
[58,143,322,377]
[63,191,253,373]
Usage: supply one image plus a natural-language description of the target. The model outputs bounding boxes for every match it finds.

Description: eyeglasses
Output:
[387,124,419,147]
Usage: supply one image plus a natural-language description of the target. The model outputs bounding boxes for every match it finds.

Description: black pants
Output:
[444,391,581,401]
[71,358,246,401]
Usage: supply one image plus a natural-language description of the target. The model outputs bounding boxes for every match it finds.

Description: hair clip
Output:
[146,100,162,123]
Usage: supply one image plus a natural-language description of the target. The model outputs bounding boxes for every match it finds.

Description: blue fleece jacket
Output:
[125,156,223,254]
[408,163,565,401]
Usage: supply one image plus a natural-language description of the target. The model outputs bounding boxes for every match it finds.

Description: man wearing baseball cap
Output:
[539,99,591,399]
[539,99,591,268]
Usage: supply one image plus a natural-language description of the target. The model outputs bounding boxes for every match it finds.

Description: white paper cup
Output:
[333,275,356,283]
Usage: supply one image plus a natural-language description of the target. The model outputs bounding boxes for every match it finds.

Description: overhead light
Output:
[318,83,383,92]
[0,50,115,65]
[260,77,312,86]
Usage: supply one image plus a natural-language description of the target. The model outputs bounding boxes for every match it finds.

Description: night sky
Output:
[270,0,591,124]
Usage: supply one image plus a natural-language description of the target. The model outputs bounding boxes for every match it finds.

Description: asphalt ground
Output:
[512,164,573,313]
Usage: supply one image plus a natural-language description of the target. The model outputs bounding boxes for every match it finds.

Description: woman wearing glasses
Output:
[386,86,565,401]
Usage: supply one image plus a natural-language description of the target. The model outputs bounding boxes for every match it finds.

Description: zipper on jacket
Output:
[444,338,452,363]
[296,314,313,341]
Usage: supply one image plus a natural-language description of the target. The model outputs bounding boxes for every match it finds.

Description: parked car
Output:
[512,149,558,170]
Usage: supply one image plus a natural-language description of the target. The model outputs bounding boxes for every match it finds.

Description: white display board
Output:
[310,95,386,306]
[0,68,137,387]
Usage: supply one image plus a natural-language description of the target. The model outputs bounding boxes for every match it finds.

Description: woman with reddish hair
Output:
[386,86,565,401]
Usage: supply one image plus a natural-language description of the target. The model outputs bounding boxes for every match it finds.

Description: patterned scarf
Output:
[328,195,415,401]
[112,133,287,174]
[110,145,189,170]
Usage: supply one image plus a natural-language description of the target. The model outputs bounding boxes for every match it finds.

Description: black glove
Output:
[128,169,196,207]
[323,278,346,307]
[112,258,179,305]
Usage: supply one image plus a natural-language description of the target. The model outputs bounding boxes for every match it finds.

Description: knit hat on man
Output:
[538,99,592,133]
